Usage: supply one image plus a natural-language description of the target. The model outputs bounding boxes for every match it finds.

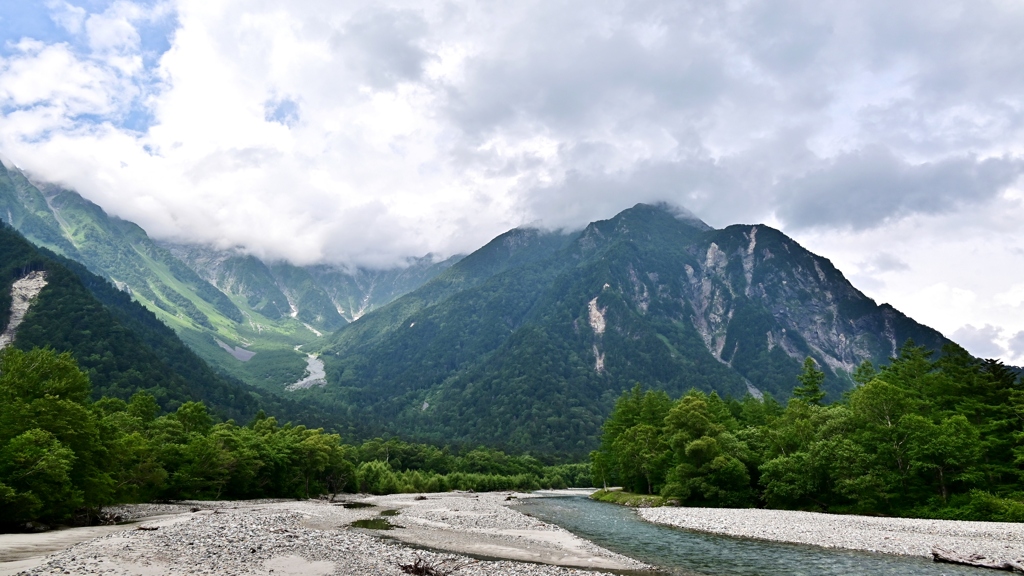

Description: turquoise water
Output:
[517,496,989,576]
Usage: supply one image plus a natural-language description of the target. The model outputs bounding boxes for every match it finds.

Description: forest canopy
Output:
[591,342,1024,522]
[0,347,588,528]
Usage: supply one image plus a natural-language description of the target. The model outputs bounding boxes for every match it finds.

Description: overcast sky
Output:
[2,0,1024,362]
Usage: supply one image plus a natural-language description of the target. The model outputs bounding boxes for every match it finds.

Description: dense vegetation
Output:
[0,347,588,528]
[592,342,1024,521]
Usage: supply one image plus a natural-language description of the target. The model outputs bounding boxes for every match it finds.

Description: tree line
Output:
[592,342,1024,521]
[0,347,588,528]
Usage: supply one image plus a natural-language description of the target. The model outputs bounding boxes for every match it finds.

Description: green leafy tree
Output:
[0,348,112,523]
[612,424,665,494]
[0,429,79,522]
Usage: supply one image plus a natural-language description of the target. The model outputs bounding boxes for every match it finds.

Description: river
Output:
[517,496,989,576]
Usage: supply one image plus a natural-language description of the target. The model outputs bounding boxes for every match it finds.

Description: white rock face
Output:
[0,271,47,349]
[588,297,606,335]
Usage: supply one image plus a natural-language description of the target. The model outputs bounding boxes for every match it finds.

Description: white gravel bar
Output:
[640,506,1024,561]
[1,494,648,576]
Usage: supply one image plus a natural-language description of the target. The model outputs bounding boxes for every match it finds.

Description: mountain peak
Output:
[618,202,714,231]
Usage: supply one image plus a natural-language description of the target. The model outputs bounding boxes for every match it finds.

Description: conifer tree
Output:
[792,357,826,405]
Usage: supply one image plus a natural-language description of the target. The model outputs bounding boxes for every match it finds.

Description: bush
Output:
[590,489,666,507]
[357,461,398,495]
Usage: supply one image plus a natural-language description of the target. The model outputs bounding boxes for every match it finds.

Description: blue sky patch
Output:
[264,98,300,127]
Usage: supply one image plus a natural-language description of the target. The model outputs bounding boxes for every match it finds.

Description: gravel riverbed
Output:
[640,507,1024,561]
[4,494,645,576]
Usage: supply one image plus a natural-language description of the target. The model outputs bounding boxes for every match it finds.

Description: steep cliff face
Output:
[668,224,943,398]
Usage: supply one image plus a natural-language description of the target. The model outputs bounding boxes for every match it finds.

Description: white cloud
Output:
[1009,331,1024,362]
[2,0,1024,358]
[951,324,1005,359]
[46,0,87,35]
[995,284,1024,308]
[0,40,125,119]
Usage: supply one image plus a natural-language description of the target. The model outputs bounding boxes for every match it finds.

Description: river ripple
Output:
[517,496,989,576]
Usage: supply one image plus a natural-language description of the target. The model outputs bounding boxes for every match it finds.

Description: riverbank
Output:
[2,493,648,576]
[640,506,1024,562]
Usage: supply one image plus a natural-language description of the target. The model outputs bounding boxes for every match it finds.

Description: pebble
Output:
[641,507,1024,561]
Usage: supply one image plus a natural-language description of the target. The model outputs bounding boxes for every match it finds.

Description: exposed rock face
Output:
[0,270,47,349]
[588,297,606,335]
[678,224,918,380]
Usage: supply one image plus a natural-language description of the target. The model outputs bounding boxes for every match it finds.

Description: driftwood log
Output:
[932,547,1024,572]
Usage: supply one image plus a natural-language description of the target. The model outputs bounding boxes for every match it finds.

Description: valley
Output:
[0,161,957,454]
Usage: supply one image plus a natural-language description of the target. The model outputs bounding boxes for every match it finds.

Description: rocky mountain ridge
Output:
[312,203,948,454]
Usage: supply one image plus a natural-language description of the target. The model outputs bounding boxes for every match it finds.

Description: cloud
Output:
[775,148,1024,230]
[996,284,1024,308]
[859,252,910,275]
[951,324,1005,359]
[332,7,431,91]
[1,0,1024,270]
[0,39,129,120]
[1009,331,1024,360]
[46,1,86,35]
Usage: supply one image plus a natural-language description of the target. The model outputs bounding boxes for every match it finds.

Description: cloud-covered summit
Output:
[2,0,1024,360]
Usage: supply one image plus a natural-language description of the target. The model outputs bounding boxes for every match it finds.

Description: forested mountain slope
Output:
[315,204,948,456]
[0,221,336,428]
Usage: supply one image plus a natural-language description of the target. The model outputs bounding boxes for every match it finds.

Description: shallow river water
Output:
[517,496,989,576]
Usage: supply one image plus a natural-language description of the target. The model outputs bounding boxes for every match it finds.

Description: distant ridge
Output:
[0,160,458,393]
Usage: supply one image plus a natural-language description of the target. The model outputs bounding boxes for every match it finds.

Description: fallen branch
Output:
[932,547,1024,572]
[397,554,474,576]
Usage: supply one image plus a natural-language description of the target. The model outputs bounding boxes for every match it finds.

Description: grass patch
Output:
[590,489,667,508]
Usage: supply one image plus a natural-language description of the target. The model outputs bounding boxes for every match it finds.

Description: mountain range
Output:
[0,159,458,390]
[0,159,956,456]
[0,218,335,429]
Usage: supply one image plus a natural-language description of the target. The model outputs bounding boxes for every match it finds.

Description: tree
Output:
[662,391,753,506]
[0,348,112,524]
[792,357,826,405]
[0,429,79,522]
[612,424,664,494]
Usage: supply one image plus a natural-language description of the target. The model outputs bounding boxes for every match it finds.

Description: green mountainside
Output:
[0,221,332,427]
[314,204,948,456]
[0,161,455,392]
